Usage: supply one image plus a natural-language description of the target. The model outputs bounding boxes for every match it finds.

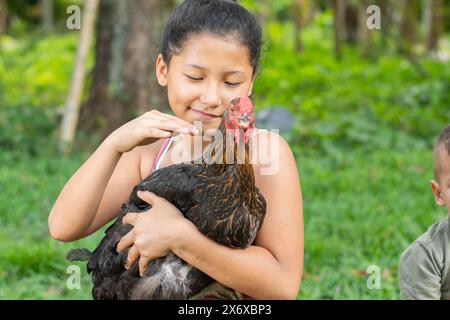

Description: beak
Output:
[238,113,249,129]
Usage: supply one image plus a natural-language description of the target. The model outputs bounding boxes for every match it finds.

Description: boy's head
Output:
[431,124,450,212]
[154,0,262,132]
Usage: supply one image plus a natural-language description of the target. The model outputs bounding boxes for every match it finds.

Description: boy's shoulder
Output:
[398,216,450,300]
[413,216,450,247]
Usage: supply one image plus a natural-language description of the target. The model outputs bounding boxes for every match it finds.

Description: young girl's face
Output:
[156,32,255,133]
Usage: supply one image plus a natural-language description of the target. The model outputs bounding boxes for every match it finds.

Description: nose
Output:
[199,82,221,108]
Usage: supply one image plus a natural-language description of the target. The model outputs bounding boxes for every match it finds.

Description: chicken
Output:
[67,96,267,300]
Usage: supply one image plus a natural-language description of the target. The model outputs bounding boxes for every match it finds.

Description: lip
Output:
[190,108,220,120]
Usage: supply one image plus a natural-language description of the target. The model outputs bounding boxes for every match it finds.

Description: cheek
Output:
[167,80,198,114]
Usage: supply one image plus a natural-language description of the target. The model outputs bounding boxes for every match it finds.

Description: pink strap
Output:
[151,138,171,173]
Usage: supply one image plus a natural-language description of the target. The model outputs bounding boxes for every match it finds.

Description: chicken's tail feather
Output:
[67,248,92,261]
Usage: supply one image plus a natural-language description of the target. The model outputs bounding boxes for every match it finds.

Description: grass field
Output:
[1,21,449,299]
[0,145,445,299]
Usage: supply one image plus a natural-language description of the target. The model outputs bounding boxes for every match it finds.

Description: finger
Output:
[158,113,194,129]
[143,118,198,136]
[144,110,194,129]
[137,191,160,206]
[141,127,173,138]
[139,256,151,277]
[157,120,199,135]
[125,245,140,269]
[123,212,139,225]
[116,229,134,253]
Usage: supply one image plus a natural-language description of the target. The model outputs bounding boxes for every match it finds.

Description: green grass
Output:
[297,148,445,299]
[0,146,445,299]
[1,18,449,299]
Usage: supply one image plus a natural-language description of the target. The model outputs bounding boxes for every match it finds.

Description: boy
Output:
[398,124,450,300]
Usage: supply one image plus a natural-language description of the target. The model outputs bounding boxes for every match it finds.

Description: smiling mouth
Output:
[190,107,220,119]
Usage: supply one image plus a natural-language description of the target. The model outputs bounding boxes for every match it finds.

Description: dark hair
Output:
[434,124,450,180]
[161,0,262,76]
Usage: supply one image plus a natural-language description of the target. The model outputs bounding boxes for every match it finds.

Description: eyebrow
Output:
[184,64,245,75]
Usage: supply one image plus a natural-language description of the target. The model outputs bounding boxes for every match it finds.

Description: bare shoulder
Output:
[135,139,166,180]
[251,129,297,182]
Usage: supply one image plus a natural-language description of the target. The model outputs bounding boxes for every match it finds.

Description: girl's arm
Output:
[48,140,141,242]
[172,133,303,299]
[48,110,196,242]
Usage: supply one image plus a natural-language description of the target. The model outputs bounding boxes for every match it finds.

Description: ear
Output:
[431,180,444,206]
[155,54,168,87]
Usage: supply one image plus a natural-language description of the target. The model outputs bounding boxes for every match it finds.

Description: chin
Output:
[196,119,223,135]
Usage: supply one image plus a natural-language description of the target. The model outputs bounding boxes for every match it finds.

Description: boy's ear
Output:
[156,54,168,87]
[431,180,444,206]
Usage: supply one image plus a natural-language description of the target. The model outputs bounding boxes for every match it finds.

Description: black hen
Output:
[67,96,267,299]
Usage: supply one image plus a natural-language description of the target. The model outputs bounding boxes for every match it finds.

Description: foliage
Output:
[0,10,449,299]
[0,32,93,155]
[254,22,450,159]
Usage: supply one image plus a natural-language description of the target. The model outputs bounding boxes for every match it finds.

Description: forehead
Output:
[170,33,253,73]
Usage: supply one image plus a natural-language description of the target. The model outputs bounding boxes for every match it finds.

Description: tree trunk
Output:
[0,0,7,36]
[78,0,117,135]
[255,0,270,27]
[344,2,358,43]
[79,0,175,141]
[379,0,391,50]
[306,0,318,25]
[398,0,416,55]
[425,0,442,54]
[59,0,100,154]
[332,0,346,60]
[293,0,303,53]
[41,0,54,33]
[358,0,373,58]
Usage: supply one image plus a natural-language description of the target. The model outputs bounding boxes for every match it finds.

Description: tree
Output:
[0,0,7,36]
[306,0,318,25]
[332,0,347,60]
[79,0,175,140]
[41,0,53,33]
[357,0,373,58]
[293,0,303,53]
[378,0,392,50]
[424,0,442,54]
[60,0,100,154]
[344,1,358,43]
[398,0,417,55]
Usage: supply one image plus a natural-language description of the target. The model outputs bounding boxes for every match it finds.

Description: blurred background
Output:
[0,0,449,299]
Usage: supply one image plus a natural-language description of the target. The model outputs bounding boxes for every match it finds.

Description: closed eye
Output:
[185,74,203,81]
[185,74,242,87]
[225,81,242,87]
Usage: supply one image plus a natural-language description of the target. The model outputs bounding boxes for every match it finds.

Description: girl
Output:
[49,0,303,300]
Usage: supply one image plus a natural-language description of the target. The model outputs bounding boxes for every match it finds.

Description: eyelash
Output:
[184,75,242,87]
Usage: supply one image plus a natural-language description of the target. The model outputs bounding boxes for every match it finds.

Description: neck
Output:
[201,120,252,166]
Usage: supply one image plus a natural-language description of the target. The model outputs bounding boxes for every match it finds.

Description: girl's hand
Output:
[105,109,199,153]
[115,191,191,276]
